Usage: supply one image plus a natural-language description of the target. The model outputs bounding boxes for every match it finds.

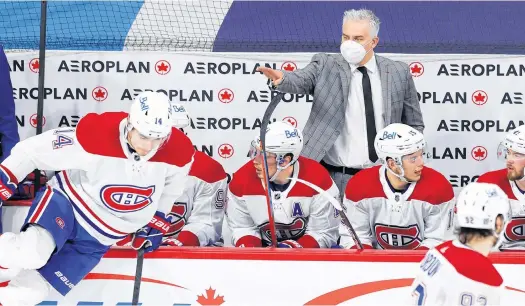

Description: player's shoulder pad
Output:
[408,166,454,205]
[289,156,333,197]
[436,240,503,287]
[149,127,195,167]
[345,165,385,202]
[477,169,516,200]
[75,112,127,158]
[189,151,227,184]
[229,160,264,197]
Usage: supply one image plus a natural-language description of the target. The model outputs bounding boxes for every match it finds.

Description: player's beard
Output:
[507,166,525,181]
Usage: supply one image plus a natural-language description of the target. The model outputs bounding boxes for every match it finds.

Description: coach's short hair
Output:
[343,9,381,37]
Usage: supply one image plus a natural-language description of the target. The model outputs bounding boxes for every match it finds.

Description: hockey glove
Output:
[277,240,303,248]
[131,211,170,253]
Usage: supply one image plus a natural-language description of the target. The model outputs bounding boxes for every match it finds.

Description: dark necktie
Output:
[357,66,378,162]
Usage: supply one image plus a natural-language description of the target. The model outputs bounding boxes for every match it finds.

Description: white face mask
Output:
[340,40,373,65]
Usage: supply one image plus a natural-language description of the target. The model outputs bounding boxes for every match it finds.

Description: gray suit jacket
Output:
[276,53,424,162]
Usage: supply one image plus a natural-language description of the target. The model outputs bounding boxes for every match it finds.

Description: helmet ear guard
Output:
[455,182,511,248]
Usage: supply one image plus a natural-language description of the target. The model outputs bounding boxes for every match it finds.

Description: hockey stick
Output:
[259,82,284,247]
[288,177,363,250]
[132,247,145,305]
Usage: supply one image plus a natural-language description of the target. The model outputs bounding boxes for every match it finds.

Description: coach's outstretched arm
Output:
[257,54,325,95]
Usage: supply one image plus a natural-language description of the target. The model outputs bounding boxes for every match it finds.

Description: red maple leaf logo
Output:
[410,64,421,74]
[94,89,105,99]
[157,62,168,71]
[283,63,295,71]
[471,90,488,105]
[473,148,485,158]
[281,61,297,72]
[409,62,424,77]
[30,114,45,128]
[471,146,487,161]
[197,287,225,305]
[29,58,40,73]
[220,146,231,156]
[220,91,232,101]
[474,93,485,102]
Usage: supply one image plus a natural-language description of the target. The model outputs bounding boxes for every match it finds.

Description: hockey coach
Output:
[257,8,424,199]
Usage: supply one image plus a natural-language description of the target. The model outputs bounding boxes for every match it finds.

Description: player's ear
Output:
[281,154,293,166]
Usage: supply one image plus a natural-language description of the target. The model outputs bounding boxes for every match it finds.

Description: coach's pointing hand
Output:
[256,67,283,86]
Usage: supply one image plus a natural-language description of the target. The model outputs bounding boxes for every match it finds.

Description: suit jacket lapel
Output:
[377,55,392,125]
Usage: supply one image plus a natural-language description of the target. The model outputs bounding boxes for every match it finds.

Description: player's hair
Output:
[343,9,381,37]
[457,227,494,244]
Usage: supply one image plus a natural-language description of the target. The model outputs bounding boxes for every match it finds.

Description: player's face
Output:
[128,129,165,156]
[401,149,425,182]
[506,149,525,181]
[491,215,505,247]
[253,153,278,179]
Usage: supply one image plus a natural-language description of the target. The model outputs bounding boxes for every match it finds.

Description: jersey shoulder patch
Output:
[229,160,265,197]
[345,165,385,202]
[477,169,516,200]
[436,240,503,287]
[75,112,127,158]
[408,166,454,205]
[149,127,195,167]
[189,151,227,184]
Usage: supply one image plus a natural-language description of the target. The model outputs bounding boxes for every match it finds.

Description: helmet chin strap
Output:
[269,168,282,182]
[386,162,416,184]
[269,160,294,182]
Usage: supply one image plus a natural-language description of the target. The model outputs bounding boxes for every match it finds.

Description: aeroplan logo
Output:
[38,272,223,305]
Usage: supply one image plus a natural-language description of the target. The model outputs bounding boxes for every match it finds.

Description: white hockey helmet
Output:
[375,123,427,164]
[456,182,511,236]
[497,125,525,161]
[249,121,303,180]
[128,91,173,140]
[171,103,191,129]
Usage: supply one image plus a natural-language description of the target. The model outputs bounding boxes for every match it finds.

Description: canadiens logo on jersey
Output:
[166,202,188,236]
[504,217,525,242]
[375,223,422,249]
[260,217,307,243]
[100,184,155,213]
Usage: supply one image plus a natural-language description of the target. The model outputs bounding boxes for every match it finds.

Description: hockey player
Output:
[477,125,525,251]
[226,121,340,248]
[118,103,227,247]
[340,123,455,249]
[409,182,510,305]
[0,91,194,305]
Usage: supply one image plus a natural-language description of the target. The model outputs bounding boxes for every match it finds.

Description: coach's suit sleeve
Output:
[275,53,325,95]
[401,63,425,133]
[0,46,20,163]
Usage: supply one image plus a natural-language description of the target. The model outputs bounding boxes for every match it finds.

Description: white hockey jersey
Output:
[163,151,227,246]
[340,165,455,249]
[477,169,524,251]
[409,240,504,306]
[226,156,339,248]
[0,112,194,245]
